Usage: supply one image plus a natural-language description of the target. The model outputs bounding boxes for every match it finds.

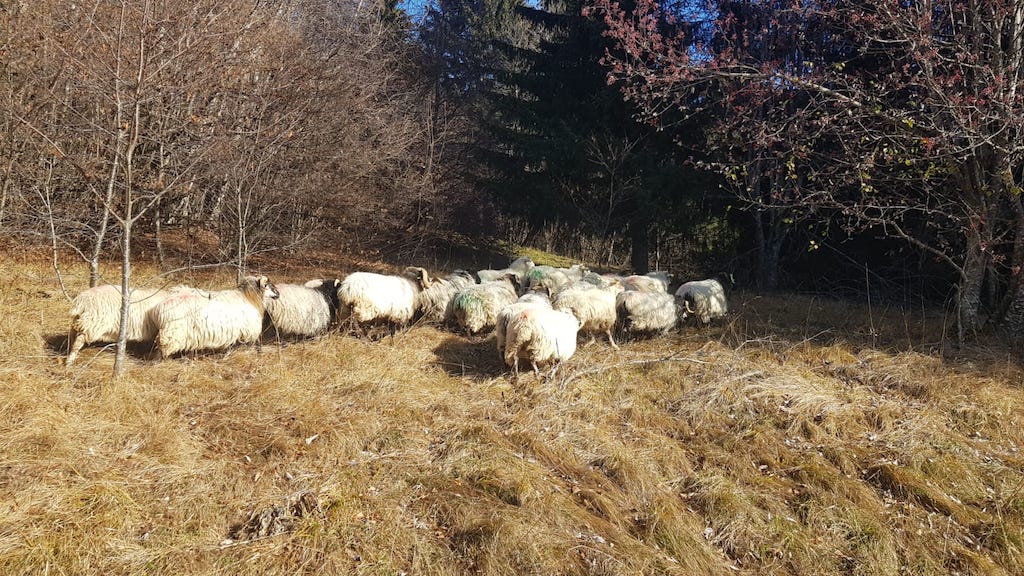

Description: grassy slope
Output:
[1,252,1022,575]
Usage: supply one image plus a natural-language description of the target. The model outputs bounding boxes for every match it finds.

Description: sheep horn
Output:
[684,299,696,315]
[418,268,433,289]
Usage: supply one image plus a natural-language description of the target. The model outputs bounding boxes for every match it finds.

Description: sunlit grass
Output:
[1,251,1023,574]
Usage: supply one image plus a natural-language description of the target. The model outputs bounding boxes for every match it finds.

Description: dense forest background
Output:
[2,0,1022,340]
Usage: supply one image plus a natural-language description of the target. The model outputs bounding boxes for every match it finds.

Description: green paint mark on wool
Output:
[453,291,484,312]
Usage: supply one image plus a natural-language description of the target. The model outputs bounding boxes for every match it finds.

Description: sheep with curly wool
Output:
[616,290,679,337]
[553,281,624,349]
[417,270,476,324]
[476,256,535,283]
[66,283,202,365]
[152,275,280,358]
[523,264,588,295]
[337,267,432,336]
[619,271,672,293]
[502,306,580,376]
[495,291,551,355]
[449,275,519,335]
[675,278,729,324]
[264,278,342,339]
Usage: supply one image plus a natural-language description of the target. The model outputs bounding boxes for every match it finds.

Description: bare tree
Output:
[591,0,1024,337]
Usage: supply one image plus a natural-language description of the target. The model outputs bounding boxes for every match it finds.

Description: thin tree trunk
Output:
[113,212,132,377]
[155,198,165,270]
[113,1,143,378]
[236,184,246,283]
[41,161,71,301]
[0,157,13,228]
[89,181,116,287]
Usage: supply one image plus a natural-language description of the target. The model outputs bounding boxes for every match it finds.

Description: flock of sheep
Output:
[64,256,729,374]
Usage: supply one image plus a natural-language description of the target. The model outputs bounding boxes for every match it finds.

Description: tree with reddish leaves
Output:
[589,0,1024,339]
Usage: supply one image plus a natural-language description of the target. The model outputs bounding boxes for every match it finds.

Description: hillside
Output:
[1,252,1022,575]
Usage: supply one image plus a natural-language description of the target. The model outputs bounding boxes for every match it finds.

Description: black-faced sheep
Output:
[264,279,342,339]
[449,274,520,335]
[417,270,476,324]
[152,275,280,358]
[337,267,432,336]
[675,278,729,324]
[616,290,679,337]
[502,306,580,376]
[66,283,202,365]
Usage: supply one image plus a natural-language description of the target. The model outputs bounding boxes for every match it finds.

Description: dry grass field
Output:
[1,249,1023,575]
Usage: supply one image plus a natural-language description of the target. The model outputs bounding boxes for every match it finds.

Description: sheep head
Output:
[257,276,280,300]
[403,267,433,290]
[500,271,521,292]
[679,294,696,319]
[452,269,476,283]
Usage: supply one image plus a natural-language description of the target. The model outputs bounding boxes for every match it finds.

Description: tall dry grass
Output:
[1,251,1022,575]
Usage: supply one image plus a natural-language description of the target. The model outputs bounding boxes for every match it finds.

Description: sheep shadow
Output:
[44,333,160,363]
[432,335,507,379]
[44,333,70,356]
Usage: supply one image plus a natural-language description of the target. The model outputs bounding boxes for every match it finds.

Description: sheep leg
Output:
[143,341,159,362]
[583,334,597,348]
[606,330,619,351]
[66,330,85,366]
[552,360,564,380]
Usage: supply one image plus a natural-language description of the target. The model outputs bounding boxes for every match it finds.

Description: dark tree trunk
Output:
[753,208,786,290]
[957,229,988,341]
[1000,201,1024,340]
[630,216,649,274]
[993,196,1024,330]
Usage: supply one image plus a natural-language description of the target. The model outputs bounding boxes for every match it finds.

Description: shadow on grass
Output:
[45,333,161,362]
[44,333,70,356]
[47,332,276,364]
[432,335,507,379]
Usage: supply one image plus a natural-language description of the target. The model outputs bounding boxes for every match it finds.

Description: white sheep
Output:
[66,283,202,365]
[449,275,520,335]
[337,267,431,336]
[416,270,476,324]
[476,256,535,283]
[675,278,729,324]
[152,275,280,358]
[619,271,672,293]
[616,290,679,336]
[553,281,623,349]
[264,278,342,339]
[502,306,580,376]
[495,291,552,355]
[523,264,588,295]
